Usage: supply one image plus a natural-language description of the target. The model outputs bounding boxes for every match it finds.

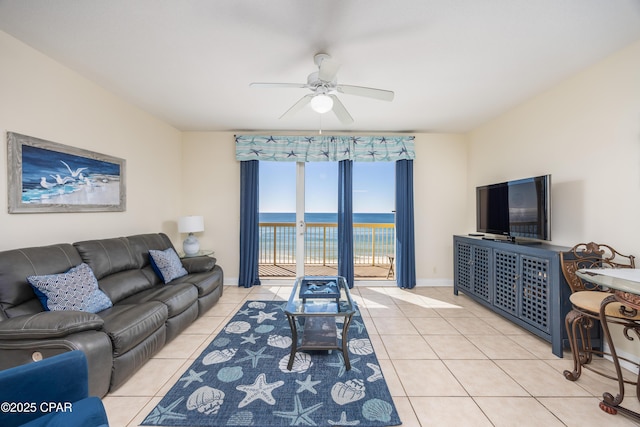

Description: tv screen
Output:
[476,175,551,241]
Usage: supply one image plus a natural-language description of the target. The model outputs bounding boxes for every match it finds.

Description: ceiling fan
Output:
[250,53,394,124]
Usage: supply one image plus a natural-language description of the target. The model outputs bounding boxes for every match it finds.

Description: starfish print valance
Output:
[235,135,415,162]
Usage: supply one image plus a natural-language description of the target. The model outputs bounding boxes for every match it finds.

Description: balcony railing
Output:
[259,222,395,266]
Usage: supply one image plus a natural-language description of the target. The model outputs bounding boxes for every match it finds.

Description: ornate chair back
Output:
[560,242,635,293]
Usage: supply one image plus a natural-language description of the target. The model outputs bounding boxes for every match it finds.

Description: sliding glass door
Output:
[259,161,337,278]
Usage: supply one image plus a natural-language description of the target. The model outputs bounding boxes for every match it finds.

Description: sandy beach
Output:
[31,177,121,206]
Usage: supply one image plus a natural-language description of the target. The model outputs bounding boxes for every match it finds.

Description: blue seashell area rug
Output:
[141,300,401,426]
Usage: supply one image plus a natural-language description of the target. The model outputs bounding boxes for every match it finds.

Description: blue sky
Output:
[259,161,395,213]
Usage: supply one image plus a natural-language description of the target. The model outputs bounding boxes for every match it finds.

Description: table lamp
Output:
[178,215,204,256]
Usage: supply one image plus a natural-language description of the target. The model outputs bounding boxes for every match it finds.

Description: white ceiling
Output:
[1,0,639,133]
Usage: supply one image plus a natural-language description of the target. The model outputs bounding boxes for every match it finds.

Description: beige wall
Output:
[181,132,240,281]
[180,132,468,285]
[468,40,640,359]
[413,134,468,285]
[468,39,640,252]
[0,31,183,250]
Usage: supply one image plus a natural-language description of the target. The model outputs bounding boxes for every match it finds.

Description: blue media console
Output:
[453,235,572,358]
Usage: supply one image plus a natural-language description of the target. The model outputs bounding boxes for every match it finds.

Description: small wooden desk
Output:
[576,268,640,421]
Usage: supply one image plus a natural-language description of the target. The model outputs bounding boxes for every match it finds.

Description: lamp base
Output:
[183,233,200,256]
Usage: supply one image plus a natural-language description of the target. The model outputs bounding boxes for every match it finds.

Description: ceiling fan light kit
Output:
[250,53,394,124]
[310,94,333,113]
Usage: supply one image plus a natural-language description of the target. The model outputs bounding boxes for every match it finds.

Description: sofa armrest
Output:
[0,312,104,340]
[0,350,109,427]
[181,256,216,274]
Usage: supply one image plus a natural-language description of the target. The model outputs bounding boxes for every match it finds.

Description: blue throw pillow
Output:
[149,248,188,284]
[27,263,112,313]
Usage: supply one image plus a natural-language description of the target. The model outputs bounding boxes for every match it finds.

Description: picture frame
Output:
[7,132,126,213]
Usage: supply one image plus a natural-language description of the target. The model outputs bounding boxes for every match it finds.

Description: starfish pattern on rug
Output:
[141,300,401,427]
[236,345,274,368]
[178,369,207,388]
[143,397,187,424]
[350,319,366,334]
[273,395,323,426]
[274,301,288,312]
[240,333,260,344]
[328,411,361,426]
[235,373,284,408]
[295,374,321,394]
[250,310,277,323]
[327,353,362,377]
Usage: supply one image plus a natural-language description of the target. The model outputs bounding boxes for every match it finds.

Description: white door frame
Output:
[295,162,305,278]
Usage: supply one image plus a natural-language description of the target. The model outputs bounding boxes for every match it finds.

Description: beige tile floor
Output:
[102,285,640,426]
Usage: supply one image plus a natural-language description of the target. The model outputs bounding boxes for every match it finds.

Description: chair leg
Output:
[564,309,594,381]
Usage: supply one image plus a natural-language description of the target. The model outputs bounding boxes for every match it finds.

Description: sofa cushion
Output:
[97,270,153,305]
[0,311,103,339]
[0,244,83,319]
[119,282,198,318]
[181,256,216,274]
[171,265,224,297]
[27,263,112,313]
[73,237,138,280]
[97,302,167,356]
[126,233,174,268]
[149,248,188,283]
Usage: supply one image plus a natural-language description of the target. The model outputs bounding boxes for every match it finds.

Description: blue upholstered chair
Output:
[0,350,109,427]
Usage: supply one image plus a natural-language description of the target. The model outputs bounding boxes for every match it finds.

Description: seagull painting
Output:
[50,174,74,185]
[60,160,88,178]
[39,177,56,189]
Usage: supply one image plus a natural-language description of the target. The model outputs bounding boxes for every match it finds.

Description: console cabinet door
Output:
[454,241,473,294]
[493,250,551,334]
[519,254,551,334]
[471,245,491,302]
[454,241,491,302]
[494,250,519,316]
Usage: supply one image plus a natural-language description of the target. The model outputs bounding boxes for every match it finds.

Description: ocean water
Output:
[260,212,394,224]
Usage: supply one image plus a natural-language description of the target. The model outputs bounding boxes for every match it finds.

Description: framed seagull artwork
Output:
[7,132,126,213]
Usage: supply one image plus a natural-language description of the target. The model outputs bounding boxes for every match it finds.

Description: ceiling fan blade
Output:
[318,58,341,82]
[336,84,394,101]
[250,82,308,89]
[329,95,354,124]
[279,94,313,119]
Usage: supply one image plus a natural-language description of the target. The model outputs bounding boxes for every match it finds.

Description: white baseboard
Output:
[603,342,640,374]
[416,278,454,287]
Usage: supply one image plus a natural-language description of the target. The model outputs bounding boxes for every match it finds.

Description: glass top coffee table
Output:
[284,276,356,370]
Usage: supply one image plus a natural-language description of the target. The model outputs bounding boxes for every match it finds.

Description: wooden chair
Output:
[560,242,640,383]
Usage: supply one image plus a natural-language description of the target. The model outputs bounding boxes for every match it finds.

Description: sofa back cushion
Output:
[127,233,174,266]
[73,237,153,304]
[127,233,176,284]
[0,244,83,319]
[73,237,138,279]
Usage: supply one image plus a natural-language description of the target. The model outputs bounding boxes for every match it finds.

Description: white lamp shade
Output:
[310,94,333,114]
[178,216,204,233]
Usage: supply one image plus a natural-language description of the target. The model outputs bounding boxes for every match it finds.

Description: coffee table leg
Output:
[342,313,354,371]
[286,313,297,371]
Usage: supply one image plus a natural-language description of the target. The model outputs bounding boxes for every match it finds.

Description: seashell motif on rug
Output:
[331,378,366,405]
[140,300,401,427]
[278,351,312,373]
[202,349,237,365]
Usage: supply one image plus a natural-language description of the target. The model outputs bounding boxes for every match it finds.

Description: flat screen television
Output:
[476,174,551,242]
